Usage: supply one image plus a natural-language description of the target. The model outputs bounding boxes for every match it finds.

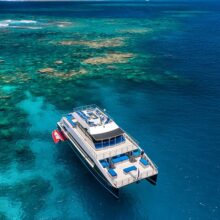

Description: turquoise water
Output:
[0,1,220,219]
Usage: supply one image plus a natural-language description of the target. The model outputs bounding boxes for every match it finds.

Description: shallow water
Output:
[0,1,220,219]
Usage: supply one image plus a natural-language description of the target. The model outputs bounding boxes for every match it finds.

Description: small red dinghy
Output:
[52,130,66,144]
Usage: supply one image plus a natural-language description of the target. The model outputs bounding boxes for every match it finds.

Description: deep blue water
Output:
[0,1,220,220]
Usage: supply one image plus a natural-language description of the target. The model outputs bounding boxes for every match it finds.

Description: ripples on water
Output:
[0,1,220,219]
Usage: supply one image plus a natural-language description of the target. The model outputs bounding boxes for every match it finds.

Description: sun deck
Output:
[72,105,124,142]
[113,161,156,187]
[101,155,158,188]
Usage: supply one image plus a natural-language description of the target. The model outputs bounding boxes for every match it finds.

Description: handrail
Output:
[145,153,158,170]
[124,132,139,146]
[113,165,158,187]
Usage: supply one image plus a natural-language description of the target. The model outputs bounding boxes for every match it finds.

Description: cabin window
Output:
[94,135,125,149]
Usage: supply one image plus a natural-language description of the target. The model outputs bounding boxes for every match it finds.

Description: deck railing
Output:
[146,155,158,170]
[114,176,135,188]
[113,168,156,188]
[124,132,139,147]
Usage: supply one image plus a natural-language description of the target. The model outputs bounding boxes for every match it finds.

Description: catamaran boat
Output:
[52,105,158,198]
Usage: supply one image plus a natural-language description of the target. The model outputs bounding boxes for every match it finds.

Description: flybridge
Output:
[72,105,124,142]
[73,104,111,127]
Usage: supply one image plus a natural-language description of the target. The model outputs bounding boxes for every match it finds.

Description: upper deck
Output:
[72,105,124,142]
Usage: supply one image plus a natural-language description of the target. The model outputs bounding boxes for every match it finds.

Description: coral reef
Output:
[0,177,52,219]
[83,52,134,65]
[59,37,125,48]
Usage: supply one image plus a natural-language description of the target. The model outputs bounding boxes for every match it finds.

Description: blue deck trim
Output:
[112,155,129,164]
[66,115,76,127]
[123,166,137,173]
[100,160,109,168]
[132,149,141,157]
[77,111,89,121]
[108,169,117,177]
[140,158,149,166]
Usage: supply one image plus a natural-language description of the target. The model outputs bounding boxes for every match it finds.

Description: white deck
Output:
[111,157,157,188]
